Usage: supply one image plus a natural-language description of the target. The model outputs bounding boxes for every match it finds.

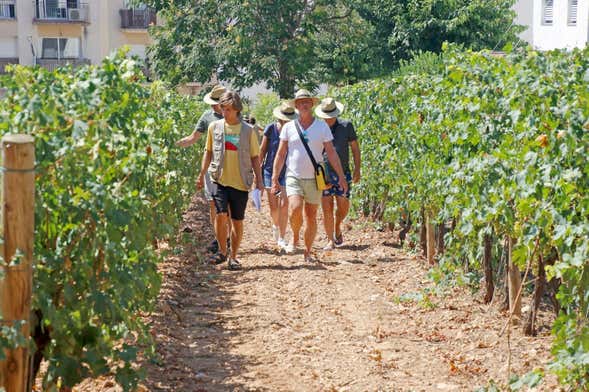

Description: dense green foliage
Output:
[333,45,588,388]
[348,0,522,65]
[249,92,281,128]
[142,0,519,95]
[0,53,205,390]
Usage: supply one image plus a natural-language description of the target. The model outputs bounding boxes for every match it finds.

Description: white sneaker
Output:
[285,242,297,254]
[272,225,279,242]
[323,241,335,251]
[277,238,287,250]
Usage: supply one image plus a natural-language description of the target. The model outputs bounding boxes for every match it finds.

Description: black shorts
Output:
[212,183,249,221]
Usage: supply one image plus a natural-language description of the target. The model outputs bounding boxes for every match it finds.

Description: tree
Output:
[143,0,522,96]
[347,0,523,65]
[144,0,369,98]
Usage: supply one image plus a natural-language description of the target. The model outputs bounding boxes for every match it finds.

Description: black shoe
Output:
[207,239,219,253]
[208,252,226,265]
[228,258,242,270]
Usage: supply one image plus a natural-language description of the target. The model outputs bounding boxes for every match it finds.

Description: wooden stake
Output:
[507,236,521,324]
[426,214,435,265]
[0,134,35,392]
[483,233,494,304]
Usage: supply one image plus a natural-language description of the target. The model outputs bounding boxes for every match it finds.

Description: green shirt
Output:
[195,109,223,133]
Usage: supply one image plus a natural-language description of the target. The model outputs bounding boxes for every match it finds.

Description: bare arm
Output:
[196,149,212,190]
[176,130,202,147]
[271,140,288,194]
[324,141,348,193]
[350,140,361,183]
[259,136,269,170]
[251,155,264,191]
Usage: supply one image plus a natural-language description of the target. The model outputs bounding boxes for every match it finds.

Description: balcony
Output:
[33,1,89,24]
[36,58,90,72]
[0,58,18,73]
[0,1,16,19]
[120,8,156,30]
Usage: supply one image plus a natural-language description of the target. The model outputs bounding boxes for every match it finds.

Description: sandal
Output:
[208,252,227,265]
[304,254,319,263]
[228,258,242,271]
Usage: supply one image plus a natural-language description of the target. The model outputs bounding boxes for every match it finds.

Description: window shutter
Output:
[568,0,578,25]
[543,0,554,25]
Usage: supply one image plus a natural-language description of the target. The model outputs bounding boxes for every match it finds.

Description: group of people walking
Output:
[176,85,361,270]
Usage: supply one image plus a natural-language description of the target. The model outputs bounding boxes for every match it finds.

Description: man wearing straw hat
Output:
[271,89,348,262]
[259,101,298,250]
[315,97,361,250]
[176,84,228,254]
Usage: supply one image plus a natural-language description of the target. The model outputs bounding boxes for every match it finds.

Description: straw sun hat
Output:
[291,89,320,106]
[314,97,344,119]
[203,85,226,105]
[272,101,299,121]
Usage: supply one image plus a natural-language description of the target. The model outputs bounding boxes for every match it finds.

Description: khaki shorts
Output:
[285,176,321,205]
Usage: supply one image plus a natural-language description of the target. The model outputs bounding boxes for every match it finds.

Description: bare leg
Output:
[208,200,216,227]
[278,186,289,239]
[321,195,335,247]
[227,206,232,239]
[334,196,350,238]
[289,195,304,247]
[230,219,243,259]
[267,189,281,229]
[215,212,229,256]
[303,202,319,257]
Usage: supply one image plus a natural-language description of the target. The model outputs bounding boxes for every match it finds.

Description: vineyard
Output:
[0,44,586,391]
[333,44,589,388]
[0,52,204,390]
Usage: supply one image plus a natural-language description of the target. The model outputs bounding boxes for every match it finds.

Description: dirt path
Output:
[78,194,558,391]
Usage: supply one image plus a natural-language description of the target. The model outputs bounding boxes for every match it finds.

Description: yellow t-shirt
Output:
[206,122,260,191]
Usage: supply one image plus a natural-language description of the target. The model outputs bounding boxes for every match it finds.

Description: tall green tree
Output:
[143,0,521,96]
[144,0,370,97]
[348,0,523,64]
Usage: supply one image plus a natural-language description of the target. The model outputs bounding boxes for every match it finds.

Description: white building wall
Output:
[0,1,152,66]
[514,0,535,44]
[516,0,588,50]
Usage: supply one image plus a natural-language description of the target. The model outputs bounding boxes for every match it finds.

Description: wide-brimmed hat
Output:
[203,85,226,105]
[314,97,344,119]
[272,101,299,121]
[291,89,320,106]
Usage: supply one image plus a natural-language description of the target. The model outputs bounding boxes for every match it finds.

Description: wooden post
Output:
[482,233,494,304]
[436,223,445,254]
[426,213,435,265]
[507,236,522,324]
[0,134,35,392]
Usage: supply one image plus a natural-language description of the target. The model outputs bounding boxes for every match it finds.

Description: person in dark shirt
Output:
[176,85,229,253]
[315,97,361,250]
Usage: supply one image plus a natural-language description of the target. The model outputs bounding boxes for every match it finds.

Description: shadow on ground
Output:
[140,195,268,392]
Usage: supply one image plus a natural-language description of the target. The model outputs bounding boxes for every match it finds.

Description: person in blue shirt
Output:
[259,102,298,250]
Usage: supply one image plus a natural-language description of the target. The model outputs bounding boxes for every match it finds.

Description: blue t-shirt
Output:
[262,123,286,179]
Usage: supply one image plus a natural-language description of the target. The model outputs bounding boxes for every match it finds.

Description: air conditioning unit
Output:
[68,8,81,21]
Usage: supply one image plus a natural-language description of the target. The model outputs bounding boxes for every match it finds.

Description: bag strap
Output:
[294,121,319,170]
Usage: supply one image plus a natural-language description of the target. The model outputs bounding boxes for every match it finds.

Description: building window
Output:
[0,0,16,18]
[35,0,79,19]
[0,37,18,58]
[542,0,554,25]
[41,38,80,59]
[568,0,578,25]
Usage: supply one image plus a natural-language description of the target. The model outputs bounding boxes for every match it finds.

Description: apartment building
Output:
[0,0,155,73]
[514,0,588,49]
